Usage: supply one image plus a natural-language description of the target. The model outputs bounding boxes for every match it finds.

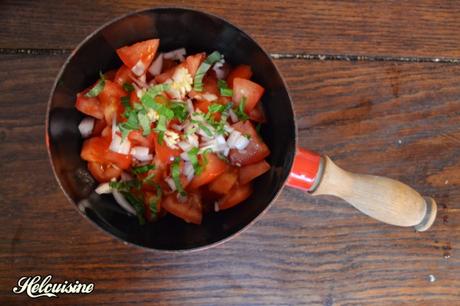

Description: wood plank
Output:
[1,54,459,304]
[2,0,460,58]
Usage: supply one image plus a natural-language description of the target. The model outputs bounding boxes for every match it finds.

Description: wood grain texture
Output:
[1,54,459,305]
[2,0,460,58]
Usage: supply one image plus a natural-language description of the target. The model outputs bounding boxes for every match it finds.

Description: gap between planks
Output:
[1,48,460,64]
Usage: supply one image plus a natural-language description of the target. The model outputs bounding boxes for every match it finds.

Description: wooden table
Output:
[1,1,459,304]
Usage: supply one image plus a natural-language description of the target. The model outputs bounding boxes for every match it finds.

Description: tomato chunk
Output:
[116,39,159,74]
[87,162,121,183]
[238,160,270,185]
[162,192,202,224]
[75,92,103,119]
[184,52,206,77]
[229,121,270,166]
[189,153,229,189]
[81,136,132,170]
[128,130,155,149]
[91,119,107,137]
[217,184,252,210]
[208,168,238,194]
[98,80,126,125]
[232,78,264,113]
[227,65,253,88]
[249,103,266,123]
[153,133,181,165]
[114,65,133,86]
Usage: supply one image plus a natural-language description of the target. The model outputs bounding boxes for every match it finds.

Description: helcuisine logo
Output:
[12,275,94,298]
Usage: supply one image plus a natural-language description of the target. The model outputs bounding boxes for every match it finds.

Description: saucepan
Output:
[46,7,437,251]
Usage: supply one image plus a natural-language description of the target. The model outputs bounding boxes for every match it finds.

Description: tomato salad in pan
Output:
[76,39,270,225]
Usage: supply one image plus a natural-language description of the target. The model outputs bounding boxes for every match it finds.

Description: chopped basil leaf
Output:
[171,158,186,196]
[193,51,222,92]
[123,82,135,93]
[132,164,156,175]
[198,122,213,137]
[235,96,249,121]
[144,172,156,185]
[109,179,141,192]
[187,147,202,175]
[121,96,130,108]
[155,116,167,134]
[122,191,145,225]
[137,112,151,136]
[84,73,105,98]
[149,184,162,218]
[145,83,171,99]
[208,103,225,113]
[201,148,212,167]
[217,79,233,97]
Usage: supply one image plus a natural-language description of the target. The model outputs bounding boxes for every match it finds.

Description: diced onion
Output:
[234,135,250,150]
[202,93,218,101]
[78,117,94,138]
[95,182,111,194]
[227,130,242,148]
[131,60,146,76]
[187,133,199,148]
[180,151,190,161]
[183,162,195,182]
[212,62,228,79]
[112,190,136,215]
[229,109,238,123]
[214,202,220,212]
[148,53,163,76]
[178,141,193,152]
[186,99,194,114]
[130,146,153,161]
[165,177,176,191]
[109,133,131,154]
[163,48,186,61]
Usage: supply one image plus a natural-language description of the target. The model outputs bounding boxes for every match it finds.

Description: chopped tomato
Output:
[189,153,229,189]
[128,130,155,148]
[91,119,107,137]
[114,65,133,86]
[162,192,203,224]
[208,168,238,194]
[249,103,266,123]
[101,126,112,137]
[238,160,270,185]
[81,136,132,169]
[116,39,159,73]
[98,80,126,124]
[75,91,103,119]
[184,52,206,77]
[153,133,181,165]
[87,161,121,183]
[232,78,264,113]
[229,121,270,166]
[217,184,252,210]
[129,90,140,106]
[154,65,176,83]
[227,65,253,88]
[162,58,177,72]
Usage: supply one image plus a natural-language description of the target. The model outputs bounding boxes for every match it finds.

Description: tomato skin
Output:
[128,130,155,148]
[87,162,121,183]
[98,80,126,125]
[229,121,270,166]
[81,136,132,170]
[227,65,253,88]
[189,153,229,189]
[232,78,264,113]
[91,119,106,137]
[184,52,206,77]
[116,39,159,73]
[75,92,104,119]
[114,65,133,86]
[217,183,252,210]
[249,103,266,123]
[208,168,238,194]
[238,160,270,185]
[162,192,203,224]
[153,133,181,165]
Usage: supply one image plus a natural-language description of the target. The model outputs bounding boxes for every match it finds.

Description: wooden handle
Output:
[312,156,437,231]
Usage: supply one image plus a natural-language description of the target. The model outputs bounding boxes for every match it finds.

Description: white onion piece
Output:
[95,182,111,194]
[202,93,218,101]
[183,162,194,181]
[112,190,136,215]
[163,48,186,61]
[186,99,194,114]
[109,134,131,154]
[227,130,242,148]
[180,151,190,161]
[229,109,238,123]
[212,62,227,79]
[214,202,220,212]
[224,124,234,133]
[148,53,163,76]
[129,74,148,89]
[216,135,226,146]
[187,133,199,147]
[139,73,146,84]
[131,60,146,76]
[130,146,153,161]
[222,147,230,157]
[234,135,250,150]
[178,141,193,152]
[78,117,94,138]
[165,177,176,191]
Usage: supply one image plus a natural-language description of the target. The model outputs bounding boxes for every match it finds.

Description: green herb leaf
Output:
[132,164,156,175]
[217,79,233,97]
[121,96,131,108]
[137,112,151,136]
[145,83,171,99]
[187,147,203,175]
[109,179,142,193]
[123,82,135,93]
[84,73,105,98]
[235,96,249,121]
[170,102,189,122]
[121,191,145,225]
[193,51,222,92]
[171,158,186,196]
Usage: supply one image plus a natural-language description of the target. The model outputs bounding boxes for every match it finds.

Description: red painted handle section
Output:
[286,147,322,191]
